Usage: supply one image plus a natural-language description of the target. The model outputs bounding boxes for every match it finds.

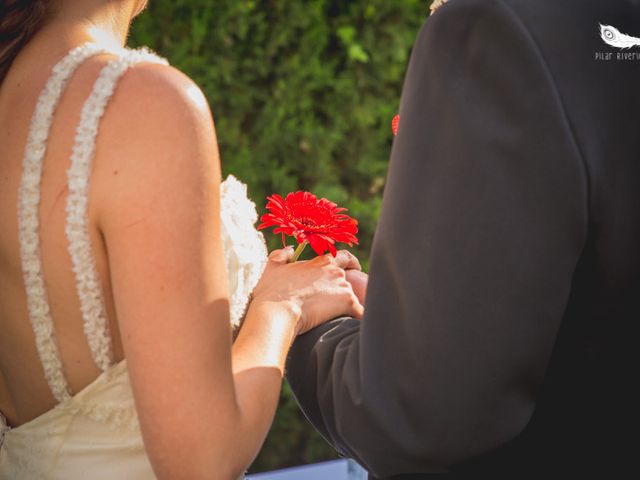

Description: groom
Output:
[286,0,639,477]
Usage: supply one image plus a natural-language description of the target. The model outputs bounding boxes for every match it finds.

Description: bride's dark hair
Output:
[0,0,49,84]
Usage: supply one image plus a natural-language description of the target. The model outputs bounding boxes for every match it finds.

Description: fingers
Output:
[353,301,364,319]
[329,250,361,271]
[268,246,294,264]
[345,269,368,305]
[348,292,365,319]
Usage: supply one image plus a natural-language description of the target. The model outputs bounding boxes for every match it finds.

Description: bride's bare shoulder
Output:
[91,59,221,225]
[105,60,215,148]
[96,58,218,169]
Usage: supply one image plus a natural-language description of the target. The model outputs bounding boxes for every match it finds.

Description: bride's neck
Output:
[20,0,138,63]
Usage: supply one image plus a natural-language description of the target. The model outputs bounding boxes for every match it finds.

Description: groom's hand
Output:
[345,269,367,308]
[333,249,368,309]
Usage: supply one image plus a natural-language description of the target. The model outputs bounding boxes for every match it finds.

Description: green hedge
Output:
[130,0,428,472]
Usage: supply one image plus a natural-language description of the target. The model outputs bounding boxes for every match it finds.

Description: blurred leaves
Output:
[130,0,428,472]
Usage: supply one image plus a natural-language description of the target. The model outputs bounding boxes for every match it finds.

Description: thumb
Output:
[268,246,294,264]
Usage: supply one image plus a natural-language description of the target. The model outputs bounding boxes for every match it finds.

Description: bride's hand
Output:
[251,247,365,335]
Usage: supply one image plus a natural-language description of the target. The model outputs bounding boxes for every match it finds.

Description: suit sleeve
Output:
[286,0,588,477]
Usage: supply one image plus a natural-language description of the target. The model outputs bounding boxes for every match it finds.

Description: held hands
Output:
[345,269,368,306]
[251,247,365,335]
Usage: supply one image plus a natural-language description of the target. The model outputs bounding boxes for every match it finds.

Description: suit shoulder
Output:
[431,0,590,19]
[427,0,600,36]
[422,0,526,42]
[416,0,538,61]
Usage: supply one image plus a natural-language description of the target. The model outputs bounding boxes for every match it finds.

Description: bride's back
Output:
[0,39,126,427]
[0,1,202,431]
[0,1,361,477]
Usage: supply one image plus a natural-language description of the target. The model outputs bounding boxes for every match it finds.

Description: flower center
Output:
[290,205,334,232]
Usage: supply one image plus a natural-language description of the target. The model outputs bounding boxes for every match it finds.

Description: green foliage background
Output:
[130,0,428,472]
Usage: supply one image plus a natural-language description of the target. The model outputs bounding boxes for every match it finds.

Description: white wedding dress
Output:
[0,43,268,479]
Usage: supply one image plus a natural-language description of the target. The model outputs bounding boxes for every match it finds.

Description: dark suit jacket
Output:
[286,0,640,477]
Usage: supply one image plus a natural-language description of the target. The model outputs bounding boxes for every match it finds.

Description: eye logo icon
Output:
[600,24,640,49]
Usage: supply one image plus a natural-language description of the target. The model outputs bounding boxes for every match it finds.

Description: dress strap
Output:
[66,48,168,372]
[18,44,116,403]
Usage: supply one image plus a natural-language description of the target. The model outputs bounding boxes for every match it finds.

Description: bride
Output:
[0,0,365,478]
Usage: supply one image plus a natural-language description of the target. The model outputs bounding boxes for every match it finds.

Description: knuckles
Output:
[313,254,332,266]
[330,266,347,279]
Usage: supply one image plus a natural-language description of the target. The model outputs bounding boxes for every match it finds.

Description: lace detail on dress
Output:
[57,363,141,433]
[219,176,268,328]
[66,47,168,372]
[0,411,9,449]
[18,43,116,403]
[70,402,140,432]
[0,423,53,478]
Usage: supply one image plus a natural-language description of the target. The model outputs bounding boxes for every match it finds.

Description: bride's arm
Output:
[93,63,361,479]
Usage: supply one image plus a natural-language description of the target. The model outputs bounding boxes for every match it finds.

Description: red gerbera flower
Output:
[257,191,359,257]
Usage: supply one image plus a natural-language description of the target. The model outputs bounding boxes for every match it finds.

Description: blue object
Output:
[247,459,367,480]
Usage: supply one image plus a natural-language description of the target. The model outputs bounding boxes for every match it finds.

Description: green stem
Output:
[289,241,308,263]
